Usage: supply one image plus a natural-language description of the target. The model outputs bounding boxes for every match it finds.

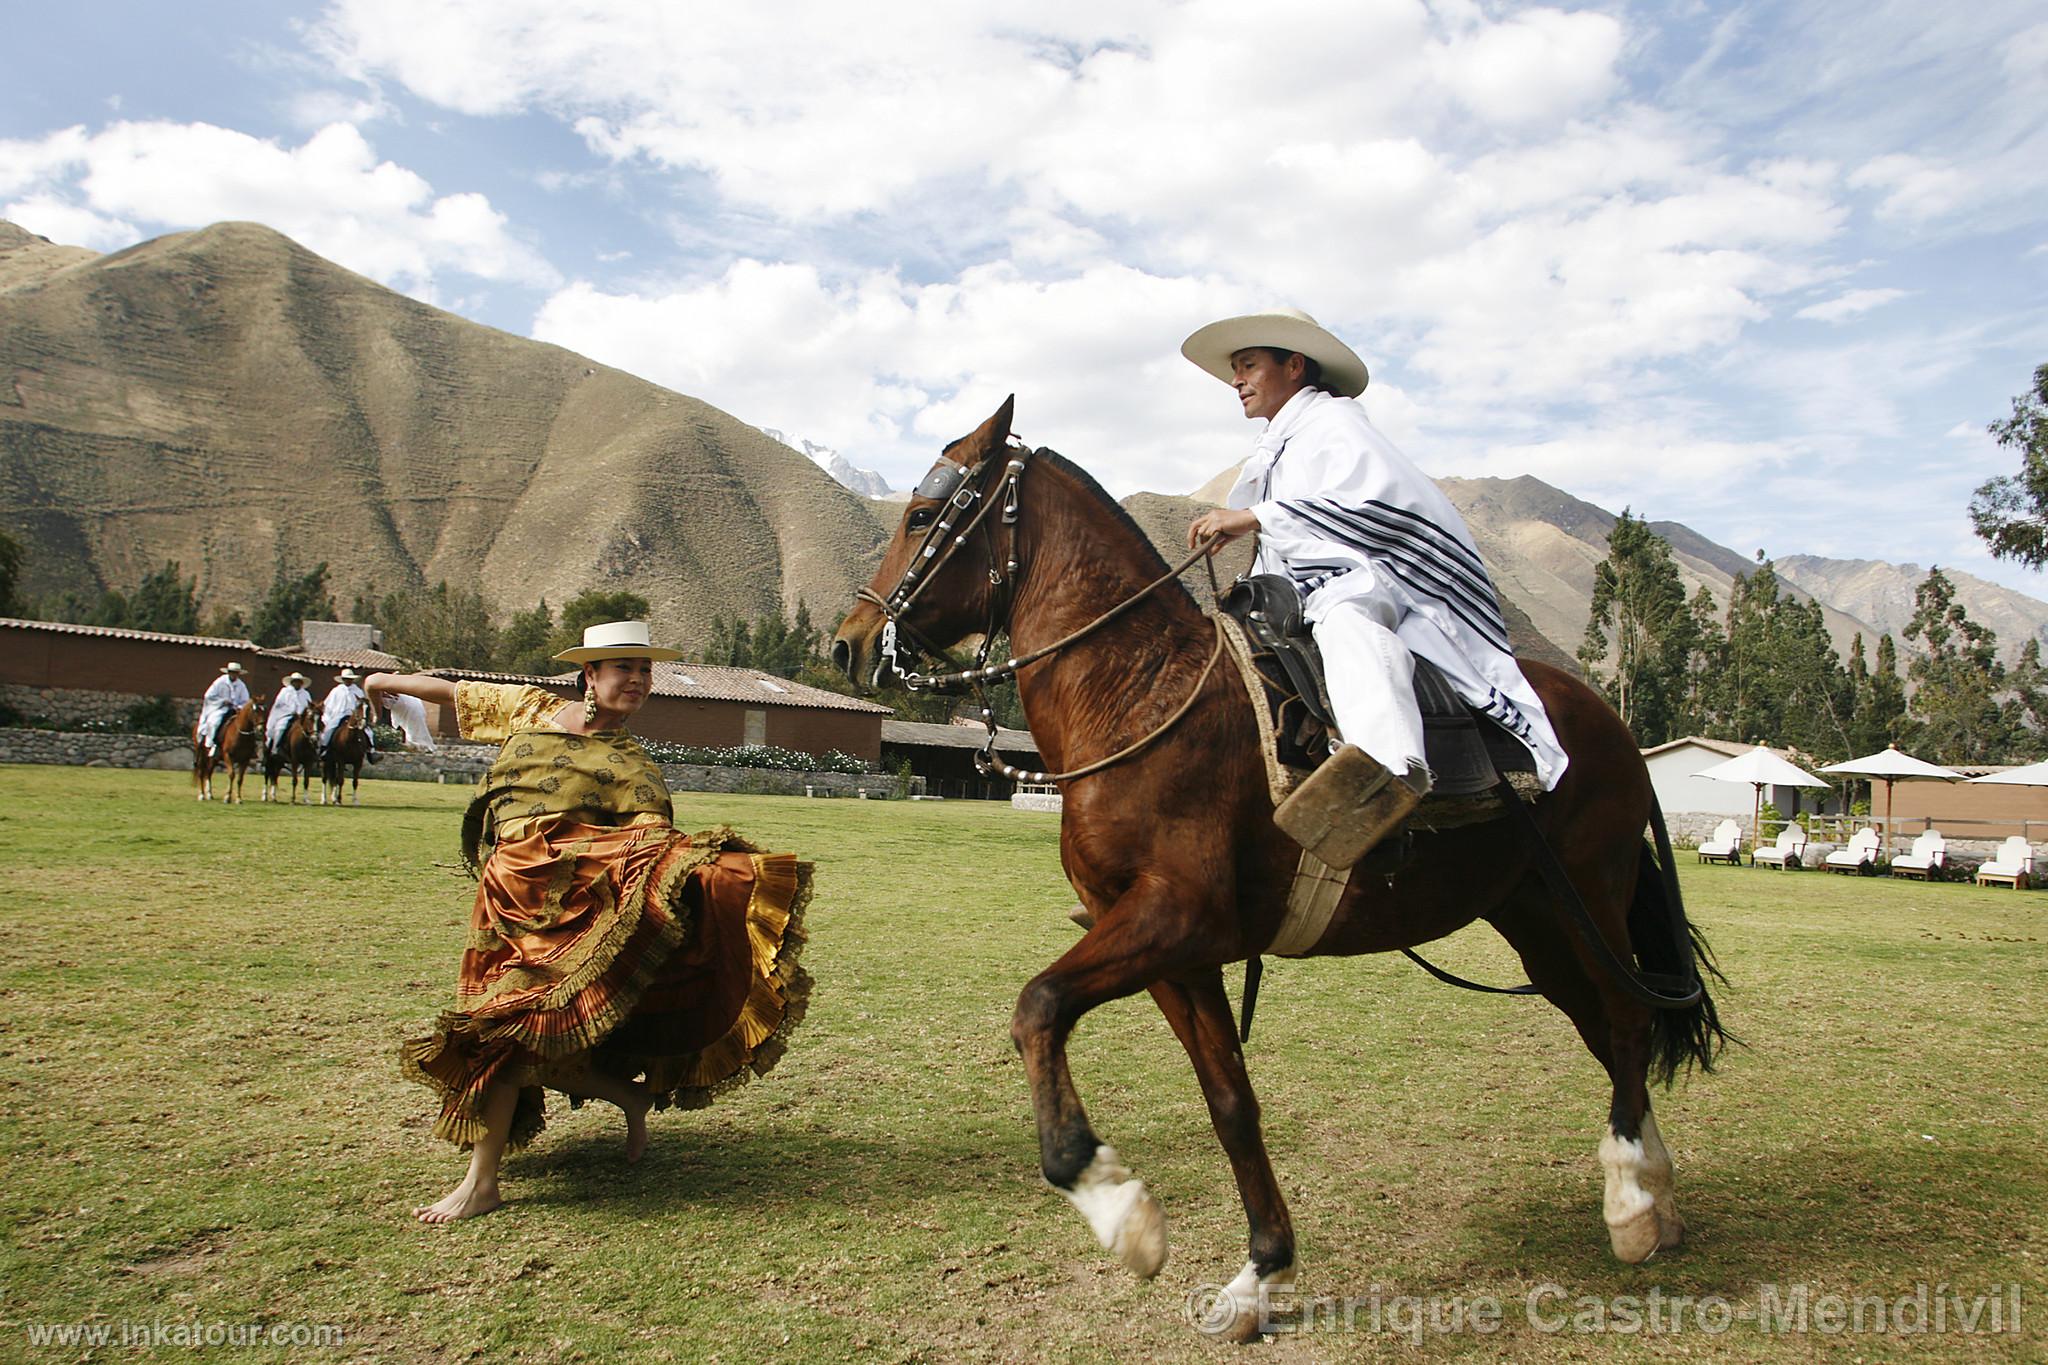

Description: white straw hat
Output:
[553,620,683,664]
[220,661,246,674]
[338,668,362,682]
[1180,307,1370,398]
[285,671,309,684]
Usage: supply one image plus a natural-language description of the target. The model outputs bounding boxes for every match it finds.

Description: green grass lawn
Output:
[1,765,2042,1362]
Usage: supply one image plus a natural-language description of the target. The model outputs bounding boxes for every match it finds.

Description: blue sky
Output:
[5,1,2046,594]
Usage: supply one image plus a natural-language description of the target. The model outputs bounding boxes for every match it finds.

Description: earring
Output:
[583,693,599,725]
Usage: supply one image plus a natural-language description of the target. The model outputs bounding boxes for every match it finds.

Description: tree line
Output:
[1578,515,2047,764]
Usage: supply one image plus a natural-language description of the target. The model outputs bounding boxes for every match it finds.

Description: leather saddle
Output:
[1216,573,1535,798]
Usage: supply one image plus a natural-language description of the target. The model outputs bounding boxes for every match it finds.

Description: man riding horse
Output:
[319,668,377,764]
[265,670,315,750]
[196,661,251,759]
[1183,308,1567,865]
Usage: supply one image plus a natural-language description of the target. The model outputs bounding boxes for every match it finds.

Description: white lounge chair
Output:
[1697,819,1743,865]
[1753,825,1809,870]
[1823,827,1882,875]
[1975,837,2034,889]
[1890,830,1947,880]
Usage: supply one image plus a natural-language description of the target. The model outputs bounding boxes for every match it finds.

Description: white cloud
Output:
[2003,21,2048,81]
[532,257,1238,494]
[1430,7,1624,126]
[0,120,556,295]
[1,193,135,251]
[1847,153,1975,222]
[285,88,393,130]
[1795,287,1908,323]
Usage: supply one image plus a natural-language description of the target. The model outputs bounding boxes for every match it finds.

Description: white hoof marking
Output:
[1058,1145,1168,1278]
[1198,1259,1297,1341]
[1602,1121,1684,1263]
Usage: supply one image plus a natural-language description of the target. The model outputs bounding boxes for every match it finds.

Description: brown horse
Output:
[194,697,262,804]
[832,399,1727,1340]
[263,707,320,804]
[322,706,371,806]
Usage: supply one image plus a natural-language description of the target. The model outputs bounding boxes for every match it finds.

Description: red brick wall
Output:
[0,627,356,709]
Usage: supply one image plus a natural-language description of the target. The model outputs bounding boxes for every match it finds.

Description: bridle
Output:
[854,438,1031,696]
[855,440,1226,784]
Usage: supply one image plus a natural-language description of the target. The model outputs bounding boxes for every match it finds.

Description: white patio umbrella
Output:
[1694,744,1832,856]
[1968,758,2048,786]
[1821,745,1962,855]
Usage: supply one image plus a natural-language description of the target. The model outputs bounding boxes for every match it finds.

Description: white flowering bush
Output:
[640,740,870,774]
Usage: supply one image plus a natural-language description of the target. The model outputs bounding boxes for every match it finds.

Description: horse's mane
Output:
[1031,447,1200,613]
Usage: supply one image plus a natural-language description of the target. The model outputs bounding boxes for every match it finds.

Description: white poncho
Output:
[265,684,313,747]
[1226,387,1568,789]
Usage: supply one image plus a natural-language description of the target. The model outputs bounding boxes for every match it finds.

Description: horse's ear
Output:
[963,395,1015,464]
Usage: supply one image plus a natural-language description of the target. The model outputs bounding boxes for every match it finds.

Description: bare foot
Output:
[624,1089,652,1165]
[413,1180,501,1224]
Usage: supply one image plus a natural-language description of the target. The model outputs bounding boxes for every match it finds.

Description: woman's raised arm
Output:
[365,672,458,708]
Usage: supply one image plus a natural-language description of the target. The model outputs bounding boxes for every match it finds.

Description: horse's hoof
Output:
[1194,1261,1293,1342]
[1060,1145,1170,1279]
[1606,1203,1662,1264]
[1655,1206,1687,1252]
[1112,1186,1168,1278]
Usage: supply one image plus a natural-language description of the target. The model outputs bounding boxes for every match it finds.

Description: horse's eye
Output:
[906,506,936,533]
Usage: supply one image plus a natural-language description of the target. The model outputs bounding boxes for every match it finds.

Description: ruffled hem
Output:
[398,827,813,1150]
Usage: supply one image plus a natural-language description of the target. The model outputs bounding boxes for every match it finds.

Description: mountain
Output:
[761,427,895,499]
[0,220,888,646]
[1776,555,2048,657]
[0,223,97,291]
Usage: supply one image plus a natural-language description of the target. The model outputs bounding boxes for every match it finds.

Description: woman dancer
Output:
[368,621,811,1222]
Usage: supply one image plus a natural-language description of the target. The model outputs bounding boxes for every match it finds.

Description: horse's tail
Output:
[1631,791,1735,1087]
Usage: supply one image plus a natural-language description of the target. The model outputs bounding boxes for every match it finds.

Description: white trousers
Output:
[1304,578,1428,782]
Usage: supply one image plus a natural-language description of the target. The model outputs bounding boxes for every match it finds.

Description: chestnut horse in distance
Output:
[321,704,371,806]
[194,697,262,804]
[263,707,320,805]
[833,399,1727,1341]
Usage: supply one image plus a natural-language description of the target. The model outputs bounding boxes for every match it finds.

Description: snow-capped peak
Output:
[761,426,895,498]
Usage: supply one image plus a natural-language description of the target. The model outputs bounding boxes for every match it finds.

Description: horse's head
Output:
[833,396,1021,688]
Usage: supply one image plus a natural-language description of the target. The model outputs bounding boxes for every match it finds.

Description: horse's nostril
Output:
[830,638,851,677]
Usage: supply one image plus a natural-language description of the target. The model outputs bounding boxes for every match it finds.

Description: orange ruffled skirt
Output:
[400,823,811,1149]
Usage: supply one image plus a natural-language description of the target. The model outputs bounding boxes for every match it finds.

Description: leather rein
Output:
[855,442,1224,784]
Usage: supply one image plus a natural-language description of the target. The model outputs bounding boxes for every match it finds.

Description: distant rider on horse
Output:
[265,670,314,749]
[318,668,378,763]
[196,661,251,758]
[1183,308,1568,863]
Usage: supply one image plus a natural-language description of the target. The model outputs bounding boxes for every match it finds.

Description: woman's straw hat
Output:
[1180,307,1369,398]
[553,620,683,664]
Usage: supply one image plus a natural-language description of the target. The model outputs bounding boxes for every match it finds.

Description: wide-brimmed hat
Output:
[285,671,309,685]
[1180,307,1369,398]
[337,668,362,682]
[220,661,246,675]
[553,620,683,665]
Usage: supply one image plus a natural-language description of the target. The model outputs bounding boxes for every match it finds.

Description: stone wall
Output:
[0,727,195,769]
[0,684,197,731]
[0,728,914,798]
